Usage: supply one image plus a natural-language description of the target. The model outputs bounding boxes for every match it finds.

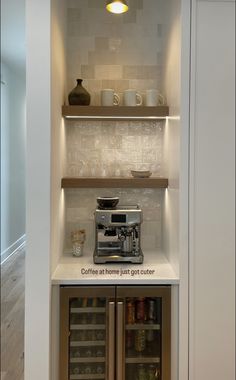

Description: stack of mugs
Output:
[101,88,165,107]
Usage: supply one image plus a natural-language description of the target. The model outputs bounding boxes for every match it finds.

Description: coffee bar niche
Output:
[50,0,189,378]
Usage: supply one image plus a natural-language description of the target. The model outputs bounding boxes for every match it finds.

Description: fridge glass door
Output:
[116,286,171,380]
[60,287,115,380]
[69,297,107,379]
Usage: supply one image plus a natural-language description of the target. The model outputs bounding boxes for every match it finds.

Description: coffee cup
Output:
[145,89,165,106]
[101,89,120,106]
[123,89,142,106]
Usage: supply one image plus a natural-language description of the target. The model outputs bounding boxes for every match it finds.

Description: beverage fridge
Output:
[60,286,171,380]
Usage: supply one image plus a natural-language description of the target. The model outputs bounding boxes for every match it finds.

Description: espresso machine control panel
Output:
[94,205,143,264]
[95,207,142,227]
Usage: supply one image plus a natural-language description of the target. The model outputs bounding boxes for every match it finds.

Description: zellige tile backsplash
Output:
[66,0,165,105]
[64,0,167,253]
[64,120,165,252]
[66,120,164,177]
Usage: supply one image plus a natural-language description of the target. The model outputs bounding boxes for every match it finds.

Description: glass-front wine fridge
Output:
[60,286,171,380]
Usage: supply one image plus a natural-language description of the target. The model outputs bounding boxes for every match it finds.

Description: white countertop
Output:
[51,251,179,285]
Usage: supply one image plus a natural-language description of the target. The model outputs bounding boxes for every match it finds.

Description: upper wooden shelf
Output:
[62,105,169,120]
[61,177,168,189]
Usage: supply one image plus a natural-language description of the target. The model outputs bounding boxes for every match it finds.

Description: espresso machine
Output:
[94,200,143,264]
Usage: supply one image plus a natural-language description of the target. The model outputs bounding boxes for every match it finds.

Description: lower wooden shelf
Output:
[61,177,168,189]
[62,105,169,120]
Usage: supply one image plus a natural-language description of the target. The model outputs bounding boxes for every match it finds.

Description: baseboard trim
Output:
[1,234,26,264]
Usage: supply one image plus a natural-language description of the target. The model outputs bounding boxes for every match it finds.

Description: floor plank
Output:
[1,247,25,380]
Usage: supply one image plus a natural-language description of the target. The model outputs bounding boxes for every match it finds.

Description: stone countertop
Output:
[51,250,179,285]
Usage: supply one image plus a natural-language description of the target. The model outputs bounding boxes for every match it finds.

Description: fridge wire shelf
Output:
[70,341,105,347]
[70,357,105,364]
[70,307,106,313]
[125,357,161,364]
[70,375,105,380]
[70,324,106,330]
[125,323,160,330]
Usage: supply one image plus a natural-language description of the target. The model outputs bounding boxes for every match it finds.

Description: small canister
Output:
[136,298,146,322]
[147,365,156,380]
[92,298,98,307]
[135,329,146,352]
[126,299,135,324]
[126,330,133,349]
[146,320,155,342]
[137,364,147,380]
[147,299,156,320]
[82,298,88,308]
[71,229,86,257]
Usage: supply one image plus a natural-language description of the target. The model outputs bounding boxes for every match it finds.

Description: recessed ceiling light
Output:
[106,1,129,14]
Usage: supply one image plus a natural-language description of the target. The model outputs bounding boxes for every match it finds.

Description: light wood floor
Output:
[1,247,25,380]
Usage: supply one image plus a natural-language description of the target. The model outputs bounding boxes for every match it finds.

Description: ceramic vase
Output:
[68,79,91,106]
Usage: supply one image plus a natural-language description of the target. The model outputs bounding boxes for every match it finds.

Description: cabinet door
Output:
[60,286,116,380]
[116,286,171,380]
[190,1,235,379]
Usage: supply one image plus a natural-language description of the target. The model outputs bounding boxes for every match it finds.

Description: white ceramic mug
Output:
[123,89,143,106]
[145,89,165,106]
[101,89,120,106]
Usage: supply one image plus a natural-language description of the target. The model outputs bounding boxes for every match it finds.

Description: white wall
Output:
[162,1,192,379]
[162,1,183,379]
[1,61,26,262]
[1,0,26,262]
[189,1,235,379]
[51,0,66,274]
[25,1,51,379]
[162,0,181,277]
[51,0,67,379]
[0,0,25,72]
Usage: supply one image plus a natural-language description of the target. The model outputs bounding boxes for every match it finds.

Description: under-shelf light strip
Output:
[65,116,167,120]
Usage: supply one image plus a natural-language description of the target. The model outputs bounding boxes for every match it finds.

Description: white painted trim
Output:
[25,1,51,379]
[1,234,26,264]
[197,0,235,3]
[189,0,197,378]
[178,0,192,379]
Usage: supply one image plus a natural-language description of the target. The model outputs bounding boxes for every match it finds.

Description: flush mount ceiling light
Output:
[106,0,129,14]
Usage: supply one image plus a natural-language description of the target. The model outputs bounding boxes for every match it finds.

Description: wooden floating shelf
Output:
[61,177,168,189]
[62,105,169,120]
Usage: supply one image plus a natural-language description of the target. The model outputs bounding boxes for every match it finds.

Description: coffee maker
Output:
[94,203,143,264]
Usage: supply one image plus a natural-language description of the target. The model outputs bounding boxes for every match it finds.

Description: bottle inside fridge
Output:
[125,297,162,380]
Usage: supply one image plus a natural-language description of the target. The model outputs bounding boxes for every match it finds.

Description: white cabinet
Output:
[189,1,235,379]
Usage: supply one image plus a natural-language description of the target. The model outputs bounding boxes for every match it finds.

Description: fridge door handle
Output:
[108,301,115,380]
[116,301,124,380]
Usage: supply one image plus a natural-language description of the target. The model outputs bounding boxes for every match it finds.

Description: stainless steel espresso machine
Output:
[94,198,143,264]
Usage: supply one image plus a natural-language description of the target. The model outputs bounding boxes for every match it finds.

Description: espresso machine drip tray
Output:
[94,204,144,264]
[94,251,143,264]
